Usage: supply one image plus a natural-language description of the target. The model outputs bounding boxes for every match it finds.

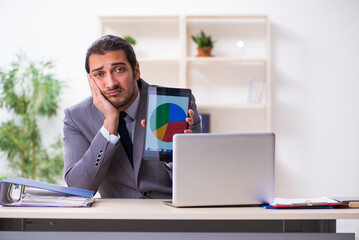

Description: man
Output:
[63,35,201,198]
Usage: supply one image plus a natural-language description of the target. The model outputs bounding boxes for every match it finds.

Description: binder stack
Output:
[0,177,94,207]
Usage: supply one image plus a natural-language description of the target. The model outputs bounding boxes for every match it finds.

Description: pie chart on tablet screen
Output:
[150,103,187,143]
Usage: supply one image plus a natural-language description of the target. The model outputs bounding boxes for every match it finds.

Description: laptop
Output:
[168,132,275,207]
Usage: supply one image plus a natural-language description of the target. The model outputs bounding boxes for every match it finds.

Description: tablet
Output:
[143,86,191,161]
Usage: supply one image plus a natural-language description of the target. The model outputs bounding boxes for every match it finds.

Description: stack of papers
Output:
[268,196,346,209]
[8,188,94,207]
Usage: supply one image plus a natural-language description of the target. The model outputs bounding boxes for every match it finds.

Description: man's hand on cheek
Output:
[87,74,119,134]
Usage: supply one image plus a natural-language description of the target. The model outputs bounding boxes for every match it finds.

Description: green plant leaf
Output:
[191,30,214,48]
[0,52,65,183]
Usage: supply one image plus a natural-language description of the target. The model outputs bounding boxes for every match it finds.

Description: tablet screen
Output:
[143,86,191,161]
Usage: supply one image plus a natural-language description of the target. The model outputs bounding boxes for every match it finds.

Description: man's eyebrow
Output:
[112,62,126,66]
[91,66,103,73]
[91,62,126,73]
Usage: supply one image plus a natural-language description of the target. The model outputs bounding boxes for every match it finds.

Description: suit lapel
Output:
[133,79,149,184]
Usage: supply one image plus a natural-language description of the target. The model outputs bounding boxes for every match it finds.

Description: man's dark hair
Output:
[85,35,137,75]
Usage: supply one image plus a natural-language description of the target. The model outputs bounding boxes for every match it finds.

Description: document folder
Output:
[0,177,95,207]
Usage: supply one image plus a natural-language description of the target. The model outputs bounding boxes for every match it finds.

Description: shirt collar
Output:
[124,89,140,121]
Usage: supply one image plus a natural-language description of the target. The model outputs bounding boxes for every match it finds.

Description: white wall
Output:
[1,0,359,236]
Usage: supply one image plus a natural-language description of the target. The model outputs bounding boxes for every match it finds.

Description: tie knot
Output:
[120,111,127,119]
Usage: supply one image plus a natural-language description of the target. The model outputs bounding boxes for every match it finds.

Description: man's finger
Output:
[141,119,146,128]
[87,74,98,98]
[88,74,105,101]
[188,109,194,118]
[184,129,192,134]
[186,117,194,126]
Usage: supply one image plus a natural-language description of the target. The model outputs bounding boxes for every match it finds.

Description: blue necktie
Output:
[118,112,133,167]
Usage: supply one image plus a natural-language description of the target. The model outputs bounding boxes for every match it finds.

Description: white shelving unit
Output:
[100,15,270,133]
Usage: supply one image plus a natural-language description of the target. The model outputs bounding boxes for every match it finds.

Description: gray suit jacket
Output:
[63,78,201,198]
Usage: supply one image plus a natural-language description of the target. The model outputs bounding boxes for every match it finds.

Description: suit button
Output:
[99,149,104,154]
[143,191,152,197]
[94,162,99,167]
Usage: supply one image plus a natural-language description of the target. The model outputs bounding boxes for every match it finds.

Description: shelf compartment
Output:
[101,17,180,59]
[198,106,268,133]
[139,61,180,88]
[186,16,268,59]
[187,61,266,106]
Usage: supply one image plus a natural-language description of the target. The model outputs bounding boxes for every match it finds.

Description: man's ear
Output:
[134,62,140,80]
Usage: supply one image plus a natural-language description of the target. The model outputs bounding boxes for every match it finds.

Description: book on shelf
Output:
[0,176,95,207]
[199,113,210,133]
[247,77,265,104]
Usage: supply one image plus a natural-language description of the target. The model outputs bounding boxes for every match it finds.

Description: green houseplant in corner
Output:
[0,53,65,183]
[191,30,214,57]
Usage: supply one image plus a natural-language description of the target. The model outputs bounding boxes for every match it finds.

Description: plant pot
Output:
[196,47,213,57]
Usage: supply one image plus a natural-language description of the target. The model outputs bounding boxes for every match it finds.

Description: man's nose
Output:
[105,73,118,88]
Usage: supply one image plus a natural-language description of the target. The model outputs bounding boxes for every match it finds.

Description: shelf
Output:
[186,57,267,64]
[138,58,267,65]
[99,15,270,132]
[138,58,179,63]
[186,15,268,22]
[101,16,179,22]
[198,103,267,110]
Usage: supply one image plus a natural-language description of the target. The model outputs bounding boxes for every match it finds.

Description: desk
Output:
[0,199,358,238]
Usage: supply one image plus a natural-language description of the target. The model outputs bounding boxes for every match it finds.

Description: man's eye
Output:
[94,72,103,77]
[115,67,125,73]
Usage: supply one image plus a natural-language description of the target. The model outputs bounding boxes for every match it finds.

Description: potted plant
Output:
[123,35,137,46]
[0,53,65,183]
[191,30,214,57]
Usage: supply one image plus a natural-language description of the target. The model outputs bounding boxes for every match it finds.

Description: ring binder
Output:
[0,177,95,207]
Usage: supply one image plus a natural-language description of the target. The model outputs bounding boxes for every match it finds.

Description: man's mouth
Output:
[105,88,123,96]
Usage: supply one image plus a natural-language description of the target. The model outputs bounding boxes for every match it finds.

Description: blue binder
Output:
[0,176,94,206]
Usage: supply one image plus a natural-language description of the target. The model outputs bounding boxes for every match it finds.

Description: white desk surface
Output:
[1,198,359,220]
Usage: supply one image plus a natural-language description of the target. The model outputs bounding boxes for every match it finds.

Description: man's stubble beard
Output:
[105,80,137,109]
